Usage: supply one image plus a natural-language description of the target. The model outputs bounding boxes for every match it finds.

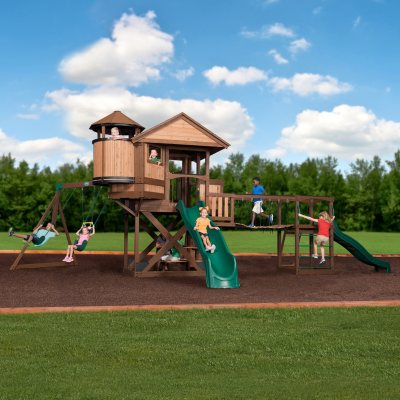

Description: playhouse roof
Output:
[89,111,145,132]
[132,112,230,153]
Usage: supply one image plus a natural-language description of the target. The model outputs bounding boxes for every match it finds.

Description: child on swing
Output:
[62,223,95,262]
[298,211,335,264]
[8,222,59,246]
[194,206,220,253]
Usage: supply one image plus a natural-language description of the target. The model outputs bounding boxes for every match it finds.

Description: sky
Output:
[1,0,399,172]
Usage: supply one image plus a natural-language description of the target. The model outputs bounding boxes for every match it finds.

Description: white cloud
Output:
[203,66,268,86]
[58,11,174,86]
[267,23,295,38]
[353,16,362,29]
[289,38,311,55]
[268,49,289,65]
[172,67,195,82]
[268,73,352,96]
[44,86,255,149]
[16,113,40,120]
[0,128,90,167]
[241,22,295,39]
[266,104,400,162]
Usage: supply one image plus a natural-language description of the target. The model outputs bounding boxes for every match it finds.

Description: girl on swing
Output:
[62,223,95,262]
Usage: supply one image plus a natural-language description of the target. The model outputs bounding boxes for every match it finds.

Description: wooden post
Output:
[308,200,314,259]
[329,200,335,268]
[51,190,60,225]
[294,199,300,273]
[195,154,201,203]
[123,199,129,273]
[164,147,170,202]
[186,156,191,206]
[277,200,282,269]
[134,206,140,268]
[204,151,210,206]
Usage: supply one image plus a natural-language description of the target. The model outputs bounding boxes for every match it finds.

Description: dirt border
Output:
[0,300,399,315]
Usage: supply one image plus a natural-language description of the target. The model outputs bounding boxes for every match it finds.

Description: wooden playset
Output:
[10,110,390,287]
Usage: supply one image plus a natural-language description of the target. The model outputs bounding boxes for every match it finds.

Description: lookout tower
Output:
[91,110,144,185]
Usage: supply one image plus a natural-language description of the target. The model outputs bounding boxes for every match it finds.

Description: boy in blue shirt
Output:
[249,177,269,227]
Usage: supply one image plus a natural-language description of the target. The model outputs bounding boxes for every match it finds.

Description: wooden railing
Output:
[206,193,335,227]
[207,192,234,225]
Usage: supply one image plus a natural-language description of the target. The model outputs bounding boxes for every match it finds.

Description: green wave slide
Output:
[333,221,390,272]
[176,200,240,289]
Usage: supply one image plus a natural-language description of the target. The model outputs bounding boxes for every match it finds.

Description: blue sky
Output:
[1,0,399,171]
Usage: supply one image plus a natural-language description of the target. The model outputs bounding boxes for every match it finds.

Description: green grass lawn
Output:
[0,308,398,400]
[1,230,399,254]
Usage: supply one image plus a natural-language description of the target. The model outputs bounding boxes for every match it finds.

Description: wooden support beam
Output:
[134,211,140,267]
[164,147,170,202]
[141,212,197,271]
[10,193,59,270]
[11,192,77,271]
[58,182,93,189]
[58,200,77,267]
[123,199,129,273]
[329,200,335,269]
[13,262,71,270]
[294,201,300,273]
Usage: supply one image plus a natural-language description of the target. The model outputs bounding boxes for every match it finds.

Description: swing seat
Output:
[74,240,88,252]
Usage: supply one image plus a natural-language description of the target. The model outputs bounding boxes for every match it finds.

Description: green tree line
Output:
[0,151,399,232]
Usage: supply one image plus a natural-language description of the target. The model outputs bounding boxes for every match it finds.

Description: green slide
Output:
[176,200,240,289]
[334,221,390,272]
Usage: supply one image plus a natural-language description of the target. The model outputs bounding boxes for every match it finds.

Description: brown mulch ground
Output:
[0,253,398,309]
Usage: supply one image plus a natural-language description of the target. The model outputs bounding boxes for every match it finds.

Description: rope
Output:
[61,188,76,211]
[93,201,108,227]
[81,188,85,223]
[83,187,103,223]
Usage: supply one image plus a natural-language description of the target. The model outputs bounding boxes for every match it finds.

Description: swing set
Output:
[10,182,108,270]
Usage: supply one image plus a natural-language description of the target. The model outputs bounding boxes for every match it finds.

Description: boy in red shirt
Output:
[298,211,335,264]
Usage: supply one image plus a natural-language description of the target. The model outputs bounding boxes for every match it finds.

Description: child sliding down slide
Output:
[62,224,95,262]
[298,211,335,264]
[194,206,220,253]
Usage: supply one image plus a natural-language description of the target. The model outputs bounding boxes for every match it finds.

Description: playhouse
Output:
[10,110,390,288]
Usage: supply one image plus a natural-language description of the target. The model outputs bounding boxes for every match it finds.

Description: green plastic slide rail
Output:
[176,200,240,289]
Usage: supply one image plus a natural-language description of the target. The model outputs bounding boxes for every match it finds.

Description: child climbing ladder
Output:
[298,211,335,264]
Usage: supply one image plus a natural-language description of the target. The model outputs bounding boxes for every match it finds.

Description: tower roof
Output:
[89,111,145,133]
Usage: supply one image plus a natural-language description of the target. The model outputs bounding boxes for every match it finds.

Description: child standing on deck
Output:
[249,177,269,227]
[194,207,220,253]
[62,224,95,262]
[298,211,335,264]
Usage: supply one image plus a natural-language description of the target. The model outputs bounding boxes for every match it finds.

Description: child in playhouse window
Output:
[148,148,161,165]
